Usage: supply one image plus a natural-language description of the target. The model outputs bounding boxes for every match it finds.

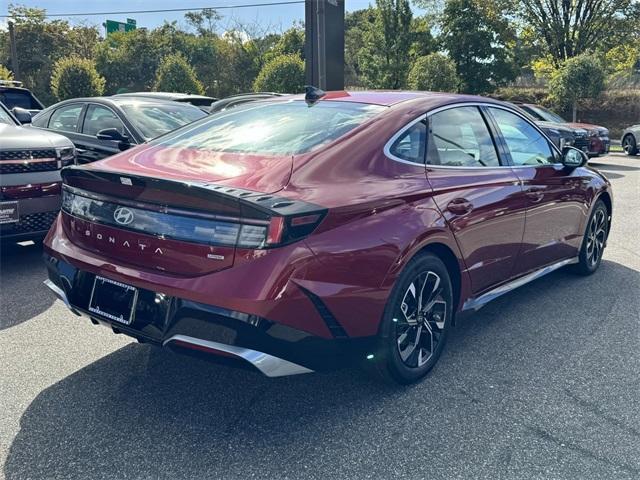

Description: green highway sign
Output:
[104,18,137,36]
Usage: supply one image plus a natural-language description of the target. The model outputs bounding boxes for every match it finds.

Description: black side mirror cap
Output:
[561,146,588,168]
[12,107,32,124]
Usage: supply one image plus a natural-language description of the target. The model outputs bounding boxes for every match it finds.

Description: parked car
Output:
[621,124,639,156]
[43,90,612,384]
[209,92,284,113]
[515,103,609,156]
[113,92,218,112]
[31,97,207,163]
[0,80,45,121]
[0,101,75,241]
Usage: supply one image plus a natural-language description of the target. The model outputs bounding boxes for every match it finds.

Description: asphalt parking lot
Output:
[0,153,638,480]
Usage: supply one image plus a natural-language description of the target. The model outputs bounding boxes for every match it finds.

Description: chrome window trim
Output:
[382,101,563,170]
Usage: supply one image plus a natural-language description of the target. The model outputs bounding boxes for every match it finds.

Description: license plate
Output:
[89,276,138,325]
[0,201,19,224]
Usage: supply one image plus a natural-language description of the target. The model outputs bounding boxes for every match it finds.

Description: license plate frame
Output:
[0,201,19,224]
[88,276,138,326]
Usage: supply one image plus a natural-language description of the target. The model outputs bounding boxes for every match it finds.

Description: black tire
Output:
[572,200,609,275]
[369,253,453,384]
[622,134,638,156]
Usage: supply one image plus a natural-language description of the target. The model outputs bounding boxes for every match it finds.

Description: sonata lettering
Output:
[76,230,173,256]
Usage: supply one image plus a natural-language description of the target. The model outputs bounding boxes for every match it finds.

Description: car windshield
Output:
[0,106,17,125]
[524,105,567,123]
[153,100,386,155]
[120,103,207,140]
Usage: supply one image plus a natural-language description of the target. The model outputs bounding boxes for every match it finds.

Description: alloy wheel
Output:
[586,209,607,267]
[395,271,447,368]
[622,135,635,155]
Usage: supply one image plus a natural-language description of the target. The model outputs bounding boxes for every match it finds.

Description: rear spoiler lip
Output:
[61,165,326,218]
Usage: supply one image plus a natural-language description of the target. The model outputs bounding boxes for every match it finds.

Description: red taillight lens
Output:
[263,213,325,247]
[266,216,286,245]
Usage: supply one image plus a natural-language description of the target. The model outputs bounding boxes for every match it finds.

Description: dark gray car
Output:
[0,102,75,240]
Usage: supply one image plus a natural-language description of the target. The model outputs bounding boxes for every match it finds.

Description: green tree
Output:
[50,56,105,100]
[264,25,305,64]
[407,53,459,92]
[253,54,304,93]
[441,0,517,94]
[0,6,100,104]
[184,8,221,37]
[154,54,204,94]
[0,65,14,81]
[344,7,377,86]
[519,0,638,65]
[358,0,413,89]
[549,54,606,122]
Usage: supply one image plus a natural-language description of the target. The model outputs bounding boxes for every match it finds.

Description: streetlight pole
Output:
[305,0,344,91]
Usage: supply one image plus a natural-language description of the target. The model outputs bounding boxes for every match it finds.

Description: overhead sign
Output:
[104,18,137,36]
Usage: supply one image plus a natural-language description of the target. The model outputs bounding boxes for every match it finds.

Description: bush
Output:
[154,54,204,94]
[50,56,105,100]
[407,53,459,92]
[253,54,304,94]
[0,65,14,81]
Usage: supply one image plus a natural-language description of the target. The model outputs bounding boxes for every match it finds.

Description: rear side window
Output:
[49,104,84,133]
[0,90,41,110]
[489,107,555,166]
[388,118,427,163]
[154,101,386,155]
[429,107,500,167]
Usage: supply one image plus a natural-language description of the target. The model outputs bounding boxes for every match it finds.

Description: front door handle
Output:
[447,198,473,215]
[525,187,545,202]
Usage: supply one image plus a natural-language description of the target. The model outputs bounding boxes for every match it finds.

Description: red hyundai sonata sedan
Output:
[43,90,612,384]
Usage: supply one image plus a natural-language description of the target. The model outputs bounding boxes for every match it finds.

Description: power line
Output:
[0,1,305,18]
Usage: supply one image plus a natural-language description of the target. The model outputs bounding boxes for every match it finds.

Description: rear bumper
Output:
[42,250,376,375]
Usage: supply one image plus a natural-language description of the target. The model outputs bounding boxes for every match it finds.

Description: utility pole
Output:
[305,0,344,90]
[8,20,21,81]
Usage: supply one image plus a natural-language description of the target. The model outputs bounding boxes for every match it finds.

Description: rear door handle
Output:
[447,198,473,215]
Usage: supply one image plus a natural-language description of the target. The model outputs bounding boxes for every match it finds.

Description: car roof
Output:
[115,92,216,101]
[49,96,203,108]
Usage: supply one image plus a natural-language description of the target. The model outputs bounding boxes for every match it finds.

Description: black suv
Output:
[0,80,45,122]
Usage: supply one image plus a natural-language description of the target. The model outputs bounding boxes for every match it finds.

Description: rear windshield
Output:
[153,101,387,155]
[0,90,42,110]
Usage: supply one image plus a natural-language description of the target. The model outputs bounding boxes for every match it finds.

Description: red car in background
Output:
[43,90,612,384]
[516,103,610,157]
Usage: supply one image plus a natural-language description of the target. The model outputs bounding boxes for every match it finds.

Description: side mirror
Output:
[96,128,130,151]
[561,146,588,168]
[12,107,32,124]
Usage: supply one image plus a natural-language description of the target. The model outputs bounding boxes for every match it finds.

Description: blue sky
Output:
[2,1,390,34]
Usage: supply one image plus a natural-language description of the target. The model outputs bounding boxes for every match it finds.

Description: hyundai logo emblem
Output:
[113,207,134,225]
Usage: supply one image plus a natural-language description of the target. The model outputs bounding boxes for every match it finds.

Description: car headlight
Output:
[56,146,76,165]
[588,129,599,137]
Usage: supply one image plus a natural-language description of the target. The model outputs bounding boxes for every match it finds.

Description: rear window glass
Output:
[153,101,386,155]
[120,103,207,140]
[0,90,41,110]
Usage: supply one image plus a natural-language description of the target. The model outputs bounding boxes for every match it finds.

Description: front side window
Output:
[49,104,83,133]
[0,106,16,126]
[489,108,556,166]
[389,118,427,163]
[429,107,500,167]
[82,104,126,137]
[153,101,386,155]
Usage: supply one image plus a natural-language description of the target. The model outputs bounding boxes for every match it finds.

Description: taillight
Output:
[262,213,325,247]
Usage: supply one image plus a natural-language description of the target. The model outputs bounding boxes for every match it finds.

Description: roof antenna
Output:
[304,85,326,105]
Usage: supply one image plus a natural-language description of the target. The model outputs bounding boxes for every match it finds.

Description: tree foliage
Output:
[154,54,204,94]
[358,0,413,89]
[253,54,304,93]
[407,53,459,92]
[441,0,517,94]
[0,65,14,81]
[50,56,105,100]
[520,0,638,65]
[549,53,606,121]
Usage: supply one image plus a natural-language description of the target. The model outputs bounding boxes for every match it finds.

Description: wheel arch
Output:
[597,190,613,237]
[416,243,462,319]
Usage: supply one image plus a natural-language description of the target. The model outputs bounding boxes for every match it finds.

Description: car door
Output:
[77,104,132,163]
[425,105,526,295]
[485,106,589,275]
[45,103,86,150]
